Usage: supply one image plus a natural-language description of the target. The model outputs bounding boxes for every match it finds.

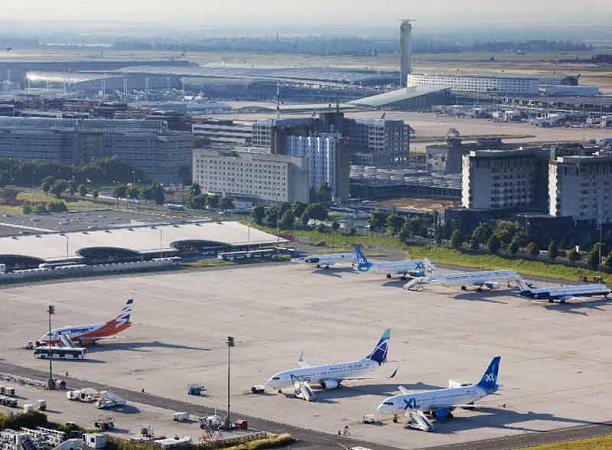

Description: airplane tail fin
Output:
[110,299,133,327]
[354,245,371,271]
[366,328,391,365]
[423,258,436,274]
[476,356,501,393]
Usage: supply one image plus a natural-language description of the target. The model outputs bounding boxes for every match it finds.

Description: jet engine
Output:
[321,380,339,390]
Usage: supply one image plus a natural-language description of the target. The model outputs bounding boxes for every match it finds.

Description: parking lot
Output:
[1,263,611,449]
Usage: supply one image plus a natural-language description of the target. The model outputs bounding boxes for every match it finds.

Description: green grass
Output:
[522,434,612,449]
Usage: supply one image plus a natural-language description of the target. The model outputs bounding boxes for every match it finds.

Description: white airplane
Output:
[355,245,435,279]
[38,299,133,346]
[517,280,610,303]
[291,252,355,269]
[265,328,393,396]
[404,270,523,292]
[377,356,502,432]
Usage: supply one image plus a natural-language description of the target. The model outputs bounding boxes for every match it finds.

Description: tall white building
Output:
[192,119,254,147]
[462,150,538,209]
[285,133,350,200]
[192,148,309,203]
[549,154,612,222]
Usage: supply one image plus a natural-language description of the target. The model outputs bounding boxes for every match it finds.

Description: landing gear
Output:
[461,285,467,291]
[386,274,392,279]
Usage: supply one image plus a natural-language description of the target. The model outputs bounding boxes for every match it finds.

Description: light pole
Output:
[225,336,235,428]
[159,229,163,259]
[47,305,55,389]
[64,235,69,259]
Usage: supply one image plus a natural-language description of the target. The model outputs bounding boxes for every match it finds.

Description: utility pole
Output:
[225,336,235,428]
[47,305,55,389]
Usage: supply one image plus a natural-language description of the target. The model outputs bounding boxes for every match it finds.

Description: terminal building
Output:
[0,117,193,184]
[192,147,310,203]
[408,73,573,96]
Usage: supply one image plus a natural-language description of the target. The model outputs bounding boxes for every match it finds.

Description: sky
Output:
[2,0,611,31]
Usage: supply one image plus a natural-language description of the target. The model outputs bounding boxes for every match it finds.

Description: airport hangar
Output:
[0,220,285,269]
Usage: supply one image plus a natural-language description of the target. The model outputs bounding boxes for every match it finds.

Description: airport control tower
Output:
[399,19,414,87]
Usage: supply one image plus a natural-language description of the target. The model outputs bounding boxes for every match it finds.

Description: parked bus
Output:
[34,346,86,360]
[217,249,276,261]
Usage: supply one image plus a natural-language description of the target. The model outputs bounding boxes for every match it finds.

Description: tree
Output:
[293,201,307,218]
[567,248,582,262]
[113,184,128,200]
[92,189,99,199]
[385,213,404,235]
[189,194,206,210]
[368,211,387,232]
[205,194,219,209]
[34,204,47,215]
[50,179,67,199]
[450,229,463,249]
[22,205,32,214]
[587,248,600,269]
[526,241,539,257]
[604,255,612,272]
[487,235,501,254]
[316,223,327,233]
[548,240,559,260]
[316,183,333,203]
[279,209,295,229]
[189,183,202,199]
[468,239,479,251]
[219,196,234,210]
[47,201,67,213]
[265,207,279,228]
[178,165,192,185]
[493,221,519,246]
[507,237,520,255]
[78,184,87,197]
[251,205,265,225]
[303,204,327,221]
[41,176,55,193]
[472,223,493,244]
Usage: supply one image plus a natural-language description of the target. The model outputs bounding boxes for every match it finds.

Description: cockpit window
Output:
[272,377,280,380]
[383,401,394,405]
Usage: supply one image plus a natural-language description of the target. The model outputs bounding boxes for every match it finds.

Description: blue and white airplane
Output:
[517,280,610,303]
[265,328,393,396]
[377,356,502,432]
[291,252,355,269]
[354,245,435,279]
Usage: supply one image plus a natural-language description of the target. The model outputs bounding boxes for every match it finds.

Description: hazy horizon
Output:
[1,0,611,34]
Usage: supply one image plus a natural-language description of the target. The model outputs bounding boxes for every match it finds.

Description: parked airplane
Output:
[355,245,435,279]
[377,356,502,432]
[517,280,610,303]
[265,328,393,397]
[38,299,133,346]
[404,270,522,291]
[291,252,355,269]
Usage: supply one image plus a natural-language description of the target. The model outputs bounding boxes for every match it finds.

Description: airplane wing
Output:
[297,351,310,369]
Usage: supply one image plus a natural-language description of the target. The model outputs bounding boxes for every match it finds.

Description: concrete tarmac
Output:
[1,264,611,449]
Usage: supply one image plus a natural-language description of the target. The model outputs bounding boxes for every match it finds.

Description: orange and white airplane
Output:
[37,299,133,346]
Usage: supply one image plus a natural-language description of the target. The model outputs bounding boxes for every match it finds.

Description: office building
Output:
[346,119,410,166]
[549,154,612,222]
[0,117,192,184]
[252,118,315,154]
[192,119,254,147]
[192,148,309,203]
[461,149,539,209]
[285,133,350,200]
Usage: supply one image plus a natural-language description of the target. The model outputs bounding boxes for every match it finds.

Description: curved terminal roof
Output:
[0,221,284,262]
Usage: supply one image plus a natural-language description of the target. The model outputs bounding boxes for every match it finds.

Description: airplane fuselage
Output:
[377,385,489,415]
[40,321,131,345]
[266,358,379,391]
[521,284,610,300]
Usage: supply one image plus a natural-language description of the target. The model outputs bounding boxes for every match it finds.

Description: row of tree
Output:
[23,201,67,215]
[0,157,148,188]
[251,201,328,229]
[111,181,165,205]
[368,211,433,242]
[187,183,234,210]
[449,220,611,270]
